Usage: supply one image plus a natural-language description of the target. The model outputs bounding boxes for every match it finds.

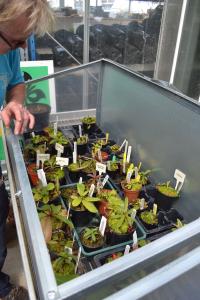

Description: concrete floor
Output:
[2,222,27,289]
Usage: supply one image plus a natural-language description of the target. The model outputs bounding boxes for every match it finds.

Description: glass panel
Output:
[142,261,200,300]
[68,233,200,300]
[25,62,100,112]
[34,1,84,71]
[80,1,165,77]
[98,62,200,221]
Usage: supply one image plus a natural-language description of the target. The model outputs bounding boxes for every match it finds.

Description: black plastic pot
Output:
[82,122,97,134]
[155,189,179,211]
[106,227,135,246]
[70,208,94,227]
[77,143,88,155]
[68,170,88,183]
[26,103,51,131]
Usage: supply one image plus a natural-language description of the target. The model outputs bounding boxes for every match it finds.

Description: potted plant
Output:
[82,116,96,133]
[52,252,78,284]
[121,178,142,203]
[140,210,158,229]
[106,161,119,179]
[43,156,65,185]
[69,183,100,227]
[68,159,91,182]
[107,198,136,245]
[155,181,179,211]
[48,230,73,256]
[97,189,123,217]
[49,131,71,156]
[108,144,123,158]
[27,162,39,186]
[129,198,148,211]
[38,204,73,242]
[30,134,49,146]
[80,226,104,252]
[24,142,47,163]
[76,135,88,155]
[32,182,60,205]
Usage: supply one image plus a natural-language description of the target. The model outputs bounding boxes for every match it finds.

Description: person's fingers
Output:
[13,105,24,135]
[27,111,35,130]
[1,109,12,128]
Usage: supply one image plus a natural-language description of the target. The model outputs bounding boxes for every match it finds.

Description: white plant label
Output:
[126,169,134,183]
[119,139,127,151]
[102,175,109,187]
[135,167,139,178]
[133,231,138,247]
[79,177,83,184]
[31,132,35,137]
[53,122,57,136]
[174,169,186,193]
[96,162,106,175]
[99,216,107,237]
[139,198,145,210]
[56,157,69,169]
[124,245,131,255]
[64,247,72,255]
[75,247,81,274]
[73,151,77,164]
[106,132,109,143]
[131,209,137,220]
[55,143,64,157]
[36,153,50,169]
[67,202,71,219]
[153,203,158,216]
[124,140,128,157]
[73,142,77,160]
[37,169,47,186]
[126,146,132,163]
[107,161,111,170]
[78,125,82,137]
[89,184,95,197]
[98,149,102,162]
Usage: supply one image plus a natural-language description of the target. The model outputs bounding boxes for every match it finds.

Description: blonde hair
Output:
[0,0,54,35]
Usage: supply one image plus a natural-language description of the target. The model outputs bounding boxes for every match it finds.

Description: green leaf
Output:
[55,273,78,285]
[77,183,85,196]
[47,183,55,191]
[82,200,98,213]
[85,197,100,202]
[72,197,82,207]
[51,205,61,215]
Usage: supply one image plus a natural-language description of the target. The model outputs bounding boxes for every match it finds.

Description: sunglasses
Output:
[0,31,27,49]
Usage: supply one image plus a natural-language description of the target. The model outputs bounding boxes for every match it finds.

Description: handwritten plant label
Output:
[139,198,145,210]
[67,202,71,219]
[174,169,186,193]
[153,203,157,216]
[36,153,50,169]
[126,146,132,163]
[89,184,95,197]
[75,247,81,274]
[55,143,64,157]
[124,140,128,157]
[37,169,47,186]
[78,125,82,137]
[119,139,127,151]
[79,177,83,184]
[53,122,58,136]
[56,157,69,169]
[134,167,139,178]
[124,245,131,255]
[126,169,134,183]
[131,209,137,220]
[99,216,107,236]
[106,132,109,143]
[31,132,35,137]
[102,175,109,187]
[133,231,138,247]
[96,162,106,175]
[73,151,77,164]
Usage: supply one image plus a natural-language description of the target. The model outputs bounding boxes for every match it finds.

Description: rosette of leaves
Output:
[24,142,47,161]
[83,159,96,174]
[47,230,73,254]
[108,198,135,234]
[109,144,121,153]
[31,134,49,146]
[98,190,123,209]
[107,161,119,172]
[124,178,142,192]
[70,183,100,213]
[52,252,77,284]
[44,156,65,182]
[49,131,70,146]
[82,116,96,127]
[91,142,102,156]
[32,182,60,204]
[68,159,91,172]
[61,187,77,201]
[129,198,148,211]
[77,135,88,145]
[140,210,158,225]
[81,227,103,248]
[156,181,179,197]
[38,204,73,242]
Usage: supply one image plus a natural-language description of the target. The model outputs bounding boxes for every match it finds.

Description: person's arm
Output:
[1,83,34,135]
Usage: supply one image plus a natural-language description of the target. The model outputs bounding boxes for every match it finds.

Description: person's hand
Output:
[1,101,35,135]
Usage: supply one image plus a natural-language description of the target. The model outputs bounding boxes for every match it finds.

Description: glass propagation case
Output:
[2,59,200,300]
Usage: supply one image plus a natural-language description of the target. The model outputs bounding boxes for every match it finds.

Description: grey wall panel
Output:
[98,63,200,222]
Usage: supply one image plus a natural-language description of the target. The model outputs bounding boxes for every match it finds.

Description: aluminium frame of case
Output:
[2,59,200,300]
